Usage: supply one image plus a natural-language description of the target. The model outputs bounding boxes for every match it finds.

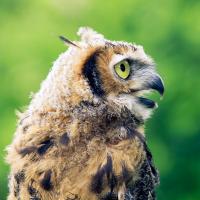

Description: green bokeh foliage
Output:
[0,0,200,199]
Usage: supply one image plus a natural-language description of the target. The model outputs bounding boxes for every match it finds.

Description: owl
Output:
[6,27,164,200]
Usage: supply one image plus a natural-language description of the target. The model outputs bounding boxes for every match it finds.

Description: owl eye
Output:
[114,60,131,80]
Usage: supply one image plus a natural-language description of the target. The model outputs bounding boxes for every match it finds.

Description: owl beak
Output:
[145,75,165,96]
[130,75,165,96]
[129,75,164,109]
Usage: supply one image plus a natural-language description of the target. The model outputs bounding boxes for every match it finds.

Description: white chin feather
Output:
[108,94,154,121]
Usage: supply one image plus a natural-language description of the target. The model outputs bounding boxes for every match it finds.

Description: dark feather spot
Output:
[90,164,105,194]
[109,174,117,193]
[59,133,70,146]
[37,139,54,156]
[28,185,41,200]
[14,171,25,198]
[23,125,29,133]
[121,164,132,185]
[14,188,19,198]
[83,51,105,97]
[91,155,117,194]
[19,146,37,157]
[40,170,53,191]
[105,156,117,192]
[14,170,25,184]
[101,192,118,200]
[105,155,113,179]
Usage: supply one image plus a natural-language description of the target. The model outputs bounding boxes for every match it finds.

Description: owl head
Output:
[30,27,164,121]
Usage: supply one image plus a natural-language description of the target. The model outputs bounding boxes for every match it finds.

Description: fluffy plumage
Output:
[6,27,164,200]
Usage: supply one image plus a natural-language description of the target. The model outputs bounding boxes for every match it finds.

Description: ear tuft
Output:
[77,27,105,43]
[59,35,80,48]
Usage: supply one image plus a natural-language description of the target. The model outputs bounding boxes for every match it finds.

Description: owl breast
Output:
[58,100,157,200]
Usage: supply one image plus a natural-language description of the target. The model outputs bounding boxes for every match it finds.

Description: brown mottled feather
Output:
[6,27,162,200]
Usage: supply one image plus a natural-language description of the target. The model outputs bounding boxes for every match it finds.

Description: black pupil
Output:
[120,63,126,72]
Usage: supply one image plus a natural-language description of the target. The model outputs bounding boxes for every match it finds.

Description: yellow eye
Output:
[114,60,131,79]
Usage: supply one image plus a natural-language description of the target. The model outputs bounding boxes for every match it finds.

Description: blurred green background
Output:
[0,0,200,199]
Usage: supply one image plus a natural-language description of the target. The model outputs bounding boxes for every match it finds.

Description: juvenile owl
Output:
[6,27,164,200]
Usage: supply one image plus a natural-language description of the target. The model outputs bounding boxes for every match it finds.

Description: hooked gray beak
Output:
[146,75,165,96]
[135,75,165,109]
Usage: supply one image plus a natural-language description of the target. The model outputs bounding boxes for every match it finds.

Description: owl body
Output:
[6,28,163,200]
